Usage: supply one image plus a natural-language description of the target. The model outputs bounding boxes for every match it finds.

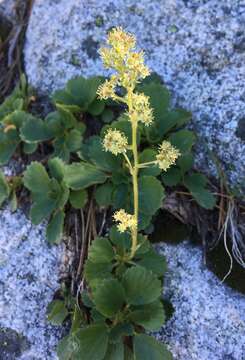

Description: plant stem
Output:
[128,88,139,259]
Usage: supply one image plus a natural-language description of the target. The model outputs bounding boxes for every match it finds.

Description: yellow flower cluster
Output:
[102,128,128,155]
[97,76,117,100]
[113,209,137,233]
[156,141,180,171]
[97,27,151,101]
[130,92,153,126]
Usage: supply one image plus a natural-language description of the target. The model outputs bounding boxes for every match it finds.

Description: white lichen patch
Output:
[157,242,245,360]
[0,207,63,359]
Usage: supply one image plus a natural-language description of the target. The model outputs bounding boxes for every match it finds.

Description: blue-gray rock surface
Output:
[24,0,245,192]
[159,242,245,360]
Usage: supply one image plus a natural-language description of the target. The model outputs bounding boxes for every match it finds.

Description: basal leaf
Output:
[139,149,161,177]
[134,334,172,360]
[88,237,114,263]
[84,260,113,288]
[23,162,51,193]
[161,167,182,186]
[46,210,65,244]
[23,141,38,154]
[95,182,114,207]
[169,130,195,153]
[139,176,165,215]
[137,248,167,276]
[183,173,216,209]
[64,162,108,190]
[0,171,10,206]
[93,278,125,317]
[20,116,53,143]
[69,189,88,209]
[88,136,121,172]
[129,300,165,331]
[122,266,161,305]
[47,299,68,325]
[177,153,194,174]
[48,157,65,182]
[104,341,124,360]
[73,323,109,360]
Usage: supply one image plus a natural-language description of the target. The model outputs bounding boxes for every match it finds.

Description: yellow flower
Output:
[107,27,136,54]
[156,141,180,171]
[126,51,150,80]
[98,28,150,87]
[97,76,118,100]
[113,209,137,233]
[103,129,128,155]
[130,93,154,126]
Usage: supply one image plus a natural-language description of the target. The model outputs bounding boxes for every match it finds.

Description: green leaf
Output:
[101,108,114,123]
[69,189,88,209]
[88,98,105,116]
[29,195,57,225]
[0,171,10,206]
[122,266,161,305]
[73,323,109,360]
[134,334,173,360]
[139,176,165,215]
[47,299,68,325]
[88,136,121,172]
[66,129,83,152]
[112,183,129,209]
[161,167,182,186]
[88,237,114,263]
[95,182,113,207]
[46,210,65,244]
[71,305,86,333]
[139,149,161,177]
[0,128,19,165]
[157,109,192,136]
[104,341,124,360]
[129,300,165,331]
[84,260,113,288]
[48,157,65,182]
[169,130,195,153]
[53,76,104,112]
[57,335,78,360]
[140,83,170,119]
[23,162,51,193]
[183,173,216,209]
[10,191,18,212]
[64,162,108,190]
[139,83,170,142]
[137,248,167,276]
[24,163,69,225]
[177,153,194,174]
[93,278,125,317]
[23,142,38,154]
[20,116,53,142]
[109,323,134,343]
[109,226,131,254]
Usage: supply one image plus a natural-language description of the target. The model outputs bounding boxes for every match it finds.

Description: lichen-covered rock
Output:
[158,242,245,360]
[0,207,63,359]
[24,0,245,192]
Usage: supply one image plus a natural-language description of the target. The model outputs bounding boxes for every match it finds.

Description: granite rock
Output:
[0,206,63,359]
[158,242,245,360]
[24,0,245,192]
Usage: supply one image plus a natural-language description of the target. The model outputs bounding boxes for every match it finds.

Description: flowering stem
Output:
[128,89,139,259]
[138,160,157,168]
